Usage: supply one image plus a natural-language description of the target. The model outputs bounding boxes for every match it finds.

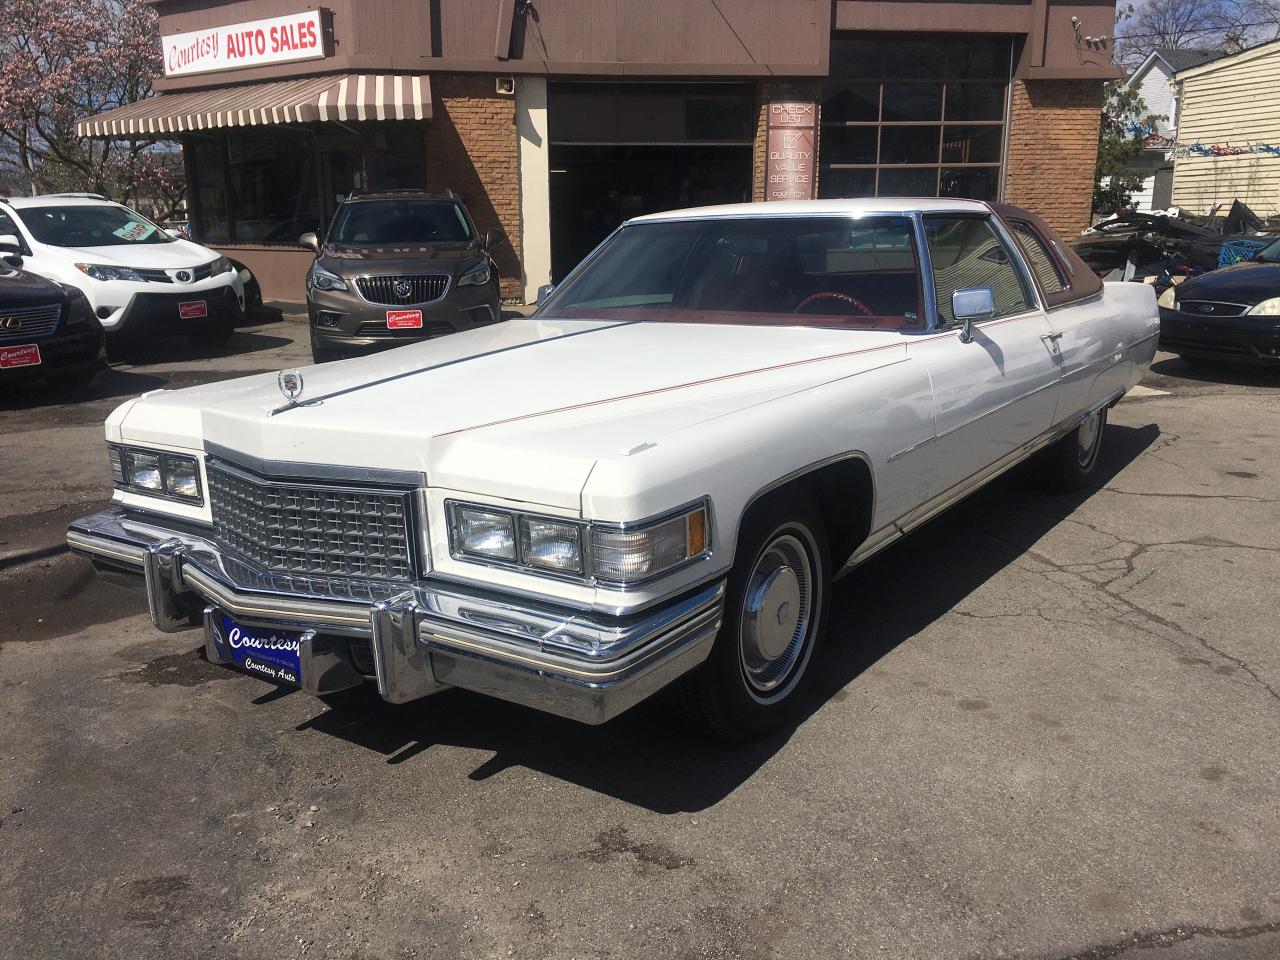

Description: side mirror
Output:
[164,227,184,239]
[952,286,995,343]
[484,226,507,251]
[536,283,556,305]
[0,234,22,255]
[299,232,320,253]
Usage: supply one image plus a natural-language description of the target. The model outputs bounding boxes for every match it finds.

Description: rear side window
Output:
[1008,220,1066,294]
[923,216,1033,325]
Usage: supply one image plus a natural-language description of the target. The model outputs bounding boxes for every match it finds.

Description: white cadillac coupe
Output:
[68,199,1158,740]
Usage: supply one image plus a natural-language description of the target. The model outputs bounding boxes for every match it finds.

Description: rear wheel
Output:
[673,492,829,741]
[1036,405,1107,492]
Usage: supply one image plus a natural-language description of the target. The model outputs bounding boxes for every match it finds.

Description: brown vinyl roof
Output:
[76,74,431,137]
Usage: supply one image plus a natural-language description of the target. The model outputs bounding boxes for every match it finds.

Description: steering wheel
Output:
[794,292,873,316]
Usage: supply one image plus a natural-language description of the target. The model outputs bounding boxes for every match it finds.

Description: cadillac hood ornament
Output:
[278,369,305,402]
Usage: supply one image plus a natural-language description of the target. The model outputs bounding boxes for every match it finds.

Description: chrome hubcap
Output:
[1077,410,1103,467]
[741,533,813,697]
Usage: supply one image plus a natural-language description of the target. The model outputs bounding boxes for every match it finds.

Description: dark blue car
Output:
[1157,237,1280,365]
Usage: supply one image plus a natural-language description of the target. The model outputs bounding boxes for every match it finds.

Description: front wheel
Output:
[673,492,829,741]
[1036,405,1107,492]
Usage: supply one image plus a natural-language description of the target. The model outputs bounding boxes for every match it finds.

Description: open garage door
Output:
[548,82,755,280]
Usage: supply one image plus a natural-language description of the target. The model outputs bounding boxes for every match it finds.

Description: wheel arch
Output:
[736,453,876,573]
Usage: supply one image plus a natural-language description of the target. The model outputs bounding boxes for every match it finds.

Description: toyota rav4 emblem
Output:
[393,280,413,300]
[1198,304,1214,314]
[176,270,192,283]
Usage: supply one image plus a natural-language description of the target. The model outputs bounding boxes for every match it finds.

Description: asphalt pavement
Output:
[2,311,1279,960]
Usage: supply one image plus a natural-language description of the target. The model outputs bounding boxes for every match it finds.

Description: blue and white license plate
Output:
[222,613,303,687]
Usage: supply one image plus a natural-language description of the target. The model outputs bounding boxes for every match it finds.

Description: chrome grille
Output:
[207,460,415,582]
[1178,300,1249,318]
[0,302,61,340]
[356,274,449,306]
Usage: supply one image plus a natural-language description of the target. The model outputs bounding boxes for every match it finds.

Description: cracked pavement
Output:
[2,326,1279,960]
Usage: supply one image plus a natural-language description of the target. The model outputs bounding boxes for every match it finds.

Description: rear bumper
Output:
[66,509,724,724]
[1159,307,1280,364]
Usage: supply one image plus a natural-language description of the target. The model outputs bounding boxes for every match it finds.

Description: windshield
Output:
[21,204,172,247]
[542,216,924,329]
[327,200,473,246]
[1259,238,1280,263]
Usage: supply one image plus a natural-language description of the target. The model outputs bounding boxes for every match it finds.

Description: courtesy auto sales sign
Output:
[162,10,327,78]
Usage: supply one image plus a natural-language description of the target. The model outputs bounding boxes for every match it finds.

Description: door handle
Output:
[1042,332,1064,361]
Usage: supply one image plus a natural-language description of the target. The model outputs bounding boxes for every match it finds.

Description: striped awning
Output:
[76,74,431,137]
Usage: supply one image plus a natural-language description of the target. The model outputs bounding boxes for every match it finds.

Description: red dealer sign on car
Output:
[0,344,41,369]
[162,10,327,78]
[386,310,423,329]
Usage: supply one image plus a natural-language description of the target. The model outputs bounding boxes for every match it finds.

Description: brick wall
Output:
[1004,79,1104,238]
[424,74,523,301]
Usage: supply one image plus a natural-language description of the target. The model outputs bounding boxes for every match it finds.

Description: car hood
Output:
[0,265,64,306]
[45,237,220,268]
[1175,260,1280,305]
[321,241,485,275]
[115,317,909,509]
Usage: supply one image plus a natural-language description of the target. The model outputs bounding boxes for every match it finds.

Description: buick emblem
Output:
[278,369,305,402]
[0,315,17,330]
[176,270,192,283]
[393,279,413,301]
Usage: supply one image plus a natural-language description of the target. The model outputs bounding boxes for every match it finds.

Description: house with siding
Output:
[1122,48,1217,211]
[1172,39,1280,217]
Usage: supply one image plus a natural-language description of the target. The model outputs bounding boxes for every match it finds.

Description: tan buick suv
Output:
[301,191,505,363]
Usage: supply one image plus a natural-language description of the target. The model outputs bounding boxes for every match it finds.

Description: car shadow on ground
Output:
[0,367,169,411]
[1150,355,1280,388]
[291,420,1161,813]
[106,329,294,366]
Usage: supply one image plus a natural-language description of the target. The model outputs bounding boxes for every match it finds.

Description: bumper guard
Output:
[67,509,725,724]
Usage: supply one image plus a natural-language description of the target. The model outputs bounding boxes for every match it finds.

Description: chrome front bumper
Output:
[67,509,725,724]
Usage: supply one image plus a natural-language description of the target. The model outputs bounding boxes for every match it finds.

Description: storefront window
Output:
[819,36,1012,202]
[187,122,426,246]
[227,131,320,243]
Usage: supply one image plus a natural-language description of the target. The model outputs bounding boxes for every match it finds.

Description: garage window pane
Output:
[819,167,876,197]
[941,125,1003,164]
[880,126,940,165]
[822,126,878,165]
[822,82,880,123]
[881,84,943,122]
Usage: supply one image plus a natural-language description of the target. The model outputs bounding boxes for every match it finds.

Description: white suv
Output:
[0,194,244,344]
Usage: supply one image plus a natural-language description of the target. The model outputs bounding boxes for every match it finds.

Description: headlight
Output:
[76,263,144,282]
[1157,285,1177,309]
[458,263,491,287]
[446,499,709,584]
[57,284,94,327]
[519,516,583,574]
[591,503,709,584]
[1247,297,1280,315]
[308,264,348,292]
[450,505,516,561]
[110,444,203,504]
[209,256,234,276]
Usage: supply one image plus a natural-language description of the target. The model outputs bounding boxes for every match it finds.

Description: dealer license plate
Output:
[221,613,303,687]
[0,343,41,369]
[386,309,423,329]
[179,300,208,319]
